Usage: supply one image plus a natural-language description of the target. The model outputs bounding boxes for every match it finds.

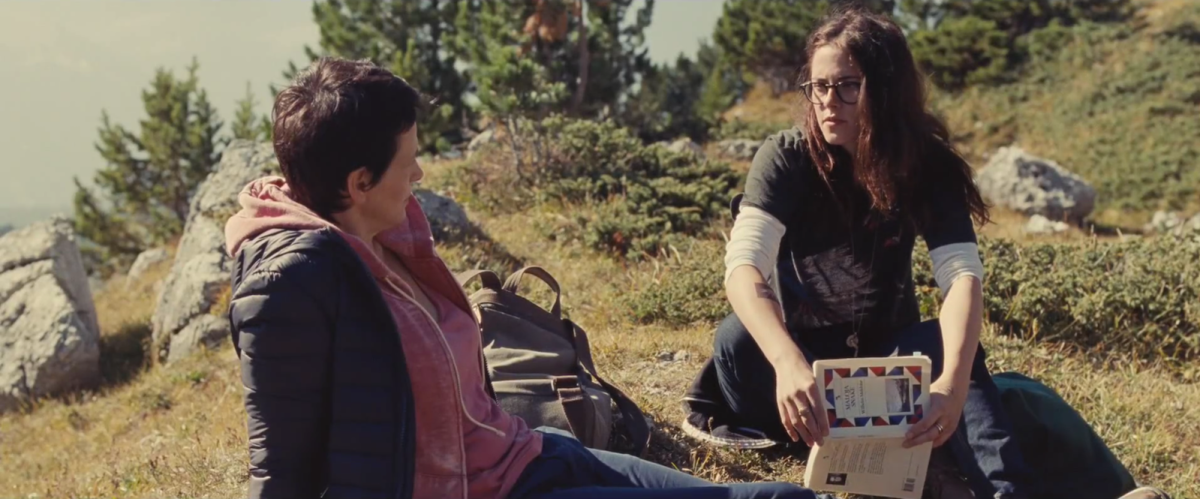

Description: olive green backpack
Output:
[459,266,651,456]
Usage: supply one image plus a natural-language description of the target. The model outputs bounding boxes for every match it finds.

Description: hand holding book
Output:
[903,378,966,448]
[773,359,831,446]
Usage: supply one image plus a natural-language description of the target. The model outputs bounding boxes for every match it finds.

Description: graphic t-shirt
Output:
[740,128,977,352]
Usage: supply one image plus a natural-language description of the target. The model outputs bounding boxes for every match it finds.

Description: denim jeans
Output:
[508,427,830,499]
[711,314,1033,499]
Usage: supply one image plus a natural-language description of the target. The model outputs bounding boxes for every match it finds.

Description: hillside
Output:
[724,0,1200,230]
[1,198,1197,498]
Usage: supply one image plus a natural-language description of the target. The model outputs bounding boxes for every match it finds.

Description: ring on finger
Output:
[936,423,945,434]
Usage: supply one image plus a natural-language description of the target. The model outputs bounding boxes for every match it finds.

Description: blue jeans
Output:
[508,427,829,499]
[712,314,1033,499]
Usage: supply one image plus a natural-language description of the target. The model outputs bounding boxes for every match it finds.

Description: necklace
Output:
[846,210,879,358]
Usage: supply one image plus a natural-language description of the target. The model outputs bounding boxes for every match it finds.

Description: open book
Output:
[802,355,934,499]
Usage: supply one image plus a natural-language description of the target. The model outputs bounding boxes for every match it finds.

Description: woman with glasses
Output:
[682,7,1037,499]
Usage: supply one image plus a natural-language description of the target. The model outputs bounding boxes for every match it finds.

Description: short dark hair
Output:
[272,57,422,218]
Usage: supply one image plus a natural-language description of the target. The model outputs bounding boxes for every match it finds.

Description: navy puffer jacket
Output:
[228,227,415,499]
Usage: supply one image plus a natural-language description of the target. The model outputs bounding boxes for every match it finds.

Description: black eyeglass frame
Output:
[798,80,862,105]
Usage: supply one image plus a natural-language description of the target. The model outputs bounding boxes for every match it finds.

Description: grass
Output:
[1,203,1198,498]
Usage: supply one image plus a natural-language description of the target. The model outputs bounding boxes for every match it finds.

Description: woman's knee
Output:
[713,313,761,364]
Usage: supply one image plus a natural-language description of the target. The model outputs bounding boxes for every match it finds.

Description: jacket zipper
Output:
[383,276,507,438]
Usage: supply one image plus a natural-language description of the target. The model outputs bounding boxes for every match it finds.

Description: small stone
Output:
[715,139,762,161]
[662,138,706,162]
[1024,214,1070,235]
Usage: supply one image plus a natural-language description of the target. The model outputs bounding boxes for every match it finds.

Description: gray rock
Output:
[167,314,229,364]
[151,141,276,363]
[1024,214,1070,235]
[715,139,761,161]
[1182,213,1200,234]
[125,247,170,287]
[439,147,464,161]
[413,189,471,240]
[467,128,499,159]
[0,217,100,412]
[1146,210,1200,236]
[975,146,1096,222]
[662,138,706,162]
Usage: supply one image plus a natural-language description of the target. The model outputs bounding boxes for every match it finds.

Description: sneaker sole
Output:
[679,416,780,450]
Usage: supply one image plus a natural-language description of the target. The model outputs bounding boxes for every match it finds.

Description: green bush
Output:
[709,119,792,142]
[621,233,1199,369]
[914,235,1200,369]
[619,238,730,326]
[910,15,1013,90]
[447,116,741,258]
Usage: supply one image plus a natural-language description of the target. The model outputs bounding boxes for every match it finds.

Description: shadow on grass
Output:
[637,417,806,484]
[440,221,525,275]
[98,321,153,388]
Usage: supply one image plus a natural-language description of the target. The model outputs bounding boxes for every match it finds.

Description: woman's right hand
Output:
[774,359,830,447]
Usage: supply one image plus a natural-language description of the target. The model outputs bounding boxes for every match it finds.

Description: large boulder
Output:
[975,146,1097,222]
[0,217,100,412]
[152,140,278,363]
[715,139,761,161]
[413,189,471,240]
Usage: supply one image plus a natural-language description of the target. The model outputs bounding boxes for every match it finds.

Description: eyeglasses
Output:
[799,80,862,105]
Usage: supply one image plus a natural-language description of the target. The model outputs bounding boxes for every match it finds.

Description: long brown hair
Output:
[799,7,990,228]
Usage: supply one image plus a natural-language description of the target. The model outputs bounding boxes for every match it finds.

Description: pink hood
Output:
[225,176,332,257]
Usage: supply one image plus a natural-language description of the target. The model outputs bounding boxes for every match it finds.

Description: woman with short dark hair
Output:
[225,56,827,499]
[683,7,1034,499]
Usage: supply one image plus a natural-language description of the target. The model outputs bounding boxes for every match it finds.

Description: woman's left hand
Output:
[903,378,967,448]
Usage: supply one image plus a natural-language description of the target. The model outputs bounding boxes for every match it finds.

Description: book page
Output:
[802,437,932,499]
[811,355,932,439]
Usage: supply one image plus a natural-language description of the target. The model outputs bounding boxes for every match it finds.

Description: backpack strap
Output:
[551,375,599,445]
[566,319,652,456]
[501,266,563,318]
[458,268,503,401]
[457,268,504,291]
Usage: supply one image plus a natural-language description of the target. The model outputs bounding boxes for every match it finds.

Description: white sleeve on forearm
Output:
[724,206,787,285]
[929,242,984,297]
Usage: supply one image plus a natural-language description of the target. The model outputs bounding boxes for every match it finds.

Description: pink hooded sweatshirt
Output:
[225,177,542,499]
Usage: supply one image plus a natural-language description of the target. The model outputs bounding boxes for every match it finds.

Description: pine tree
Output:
[290,0,468,152]
[231,82,266,142]
[900,0,1134,89]
[713,0,830,95]
[694,41,748,127]
[453,0,654,121]
[73,58,226,272]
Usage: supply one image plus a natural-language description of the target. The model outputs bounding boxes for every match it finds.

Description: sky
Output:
[0,0,726,227]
